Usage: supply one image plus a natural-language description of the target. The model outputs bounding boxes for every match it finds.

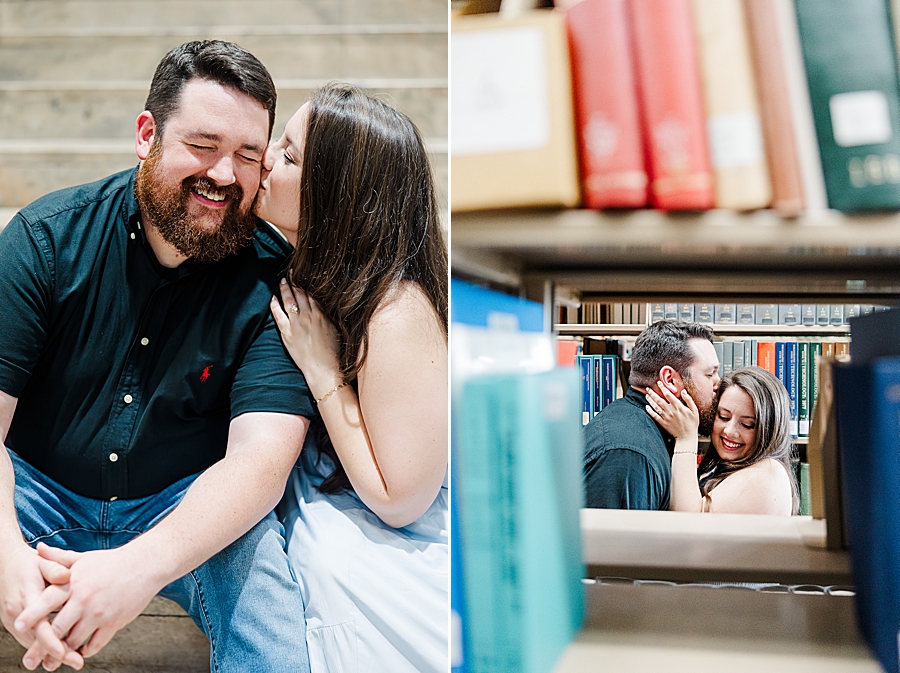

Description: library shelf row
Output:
[556,323,852,336]
[580,508,848,585]
[451,209,900,300]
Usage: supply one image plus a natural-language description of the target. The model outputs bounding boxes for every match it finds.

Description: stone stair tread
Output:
[0,0,446,33]
[0,34,448,82]
[0,598,208,672]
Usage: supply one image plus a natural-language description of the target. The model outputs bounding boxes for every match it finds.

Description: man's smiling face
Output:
[134,78,270,262]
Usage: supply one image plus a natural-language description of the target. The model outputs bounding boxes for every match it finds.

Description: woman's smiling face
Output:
[711,385,757,462]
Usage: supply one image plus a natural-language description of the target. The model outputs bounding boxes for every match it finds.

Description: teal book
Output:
[456,369,585,673]
[795,0,900,211]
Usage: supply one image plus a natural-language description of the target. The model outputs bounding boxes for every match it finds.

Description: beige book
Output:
[451,10,580,211]
[771,0,829,211]
[692,0,771,210]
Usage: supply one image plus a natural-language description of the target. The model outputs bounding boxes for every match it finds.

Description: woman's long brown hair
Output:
[286,83,448,494]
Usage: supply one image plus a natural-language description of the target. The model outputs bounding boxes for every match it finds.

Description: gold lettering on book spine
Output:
[652,173,714,196]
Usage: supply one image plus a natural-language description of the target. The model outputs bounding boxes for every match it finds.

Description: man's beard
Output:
[684,374,716,436]
[134,141,259,262]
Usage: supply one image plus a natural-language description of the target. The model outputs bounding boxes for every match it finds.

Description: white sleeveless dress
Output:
[280,442,449,673]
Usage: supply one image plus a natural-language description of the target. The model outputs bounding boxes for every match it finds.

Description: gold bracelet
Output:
[673,450,698,455]
[315,382,347,405]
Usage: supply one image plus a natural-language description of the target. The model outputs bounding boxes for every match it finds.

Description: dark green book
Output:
[795,0,900,211]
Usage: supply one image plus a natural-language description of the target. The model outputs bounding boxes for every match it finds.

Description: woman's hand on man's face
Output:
[645,383,700,440]
[270,279,342,396]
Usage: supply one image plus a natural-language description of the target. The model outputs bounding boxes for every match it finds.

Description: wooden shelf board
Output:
[452,208,900,277]
[556,323,852,336]
[580,508,851,585]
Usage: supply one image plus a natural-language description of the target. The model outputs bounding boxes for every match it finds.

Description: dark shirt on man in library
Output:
[583,386,675,510]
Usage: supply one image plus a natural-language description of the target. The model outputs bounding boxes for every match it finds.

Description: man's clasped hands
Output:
[1,542,162,671]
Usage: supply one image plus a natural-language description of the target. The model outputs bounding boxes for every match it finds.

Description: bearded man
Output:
[0,41,314,672]
[583,321,721,510]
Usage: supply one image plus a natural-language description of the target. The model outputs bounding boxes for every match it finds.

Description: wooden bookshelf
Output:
[580,509,849,585]
[553,581,879,672]
[556,323,852,336]
[452,209,900,302]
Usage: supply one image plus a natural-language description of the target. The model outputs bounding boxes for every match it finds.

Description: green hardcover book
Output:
[800,462,811,516]
[810,341,823,417]
[799,341,810,436]
[456,369,584,673]
[795,0,900,211]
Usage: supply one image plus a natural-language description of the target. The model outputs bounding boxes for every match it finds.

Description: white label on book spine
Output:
[451,27,549,156]
[830,90,893,147]
[707,111,764,169]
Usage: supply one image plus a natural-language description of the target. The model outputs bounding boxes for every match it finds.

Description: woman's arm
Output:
[273,281,447,528]
[645,385,704,512]
[706,459,793,515]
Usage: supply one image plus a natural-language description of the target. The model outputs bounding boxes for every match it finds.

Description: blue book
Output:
[451,278,544,332]
[775,341,786,388]
[577,356,592,425]
[834,357,900,673]
[593,356,603,414]
[456,369,585,673]
[785,341,799,437]
[602,355,615,408]
[450,449,468,673]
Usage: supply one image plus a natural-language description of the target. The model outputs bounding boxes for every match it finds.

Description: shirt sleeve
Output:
[584,448,663,510]
[229,310,318,420]
[0,213,53,398]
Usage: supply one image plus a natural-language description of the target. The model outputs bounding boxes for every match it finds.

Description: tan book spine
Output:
[771,0,829,211]
[692,0,771,210]
[743,0,805,215]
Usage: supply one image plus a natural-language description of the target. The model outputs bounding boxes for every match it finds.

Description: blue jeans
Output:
[9,449,310,673]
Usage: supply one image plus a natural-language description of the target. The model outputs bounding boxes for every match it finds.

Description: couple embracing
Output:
[0,40,447,673]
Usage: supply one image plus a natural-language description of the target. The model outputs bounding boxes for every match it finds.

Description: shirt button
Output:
[124,394,133,404]
[130,232,136,240]
[110,496,118,502]
[109,453,119,462]
[140,337,149,346]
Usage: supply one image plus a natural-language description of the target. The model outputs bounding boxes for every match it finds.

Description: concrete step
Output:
[0,85,448,140]
[0,597,207,673]
[0,0,447,34]
[0,33,448,82]
[0,142,448,208]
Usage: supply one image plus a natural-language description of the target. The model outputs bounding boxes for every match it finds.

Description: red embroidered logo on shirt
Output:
[200,365,213,382]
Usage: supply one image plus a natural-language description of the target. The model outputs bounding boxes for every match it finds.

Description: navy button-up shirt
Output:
[0,167,316,500]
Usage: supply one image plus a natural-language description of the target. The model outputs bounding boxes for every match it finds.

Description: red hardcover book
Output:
[628,0,715,210]
[564,0,648,208]
[758,341,777,375]
[557,339,580,366]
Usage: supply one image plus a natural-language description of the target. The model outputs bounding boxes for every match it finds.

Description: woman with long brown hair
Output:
[255,84,448,672]
[646,366,799,515]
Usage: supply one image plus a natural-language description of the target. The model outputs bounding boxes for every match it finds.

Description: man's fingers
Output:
[21,620,65,670]
[40,653,62,671]
[80,626,116,659]
[35,544,79,569]
[14,585,70,633]
[49,602,82,649]
[38,558,70,586]
[61,648,84,670]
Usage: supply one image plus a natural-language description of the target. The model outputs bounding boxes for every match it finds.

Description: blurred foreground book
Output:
[451,279,584,673]
[834,309,900,673]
